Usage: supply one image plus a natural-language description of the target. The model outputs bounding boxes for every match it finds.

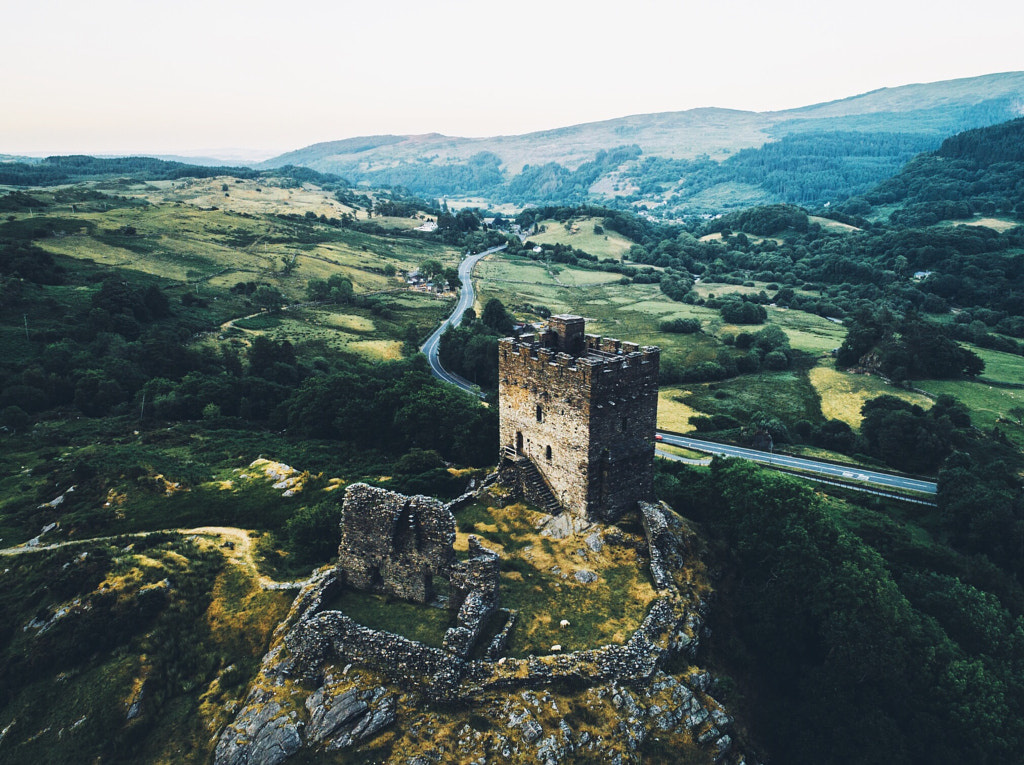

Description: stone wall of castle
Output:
[443,536,501,656]
[336,483,455,604]
[285,502,707,701]
[498,316,660,522]
[335,484,500,659]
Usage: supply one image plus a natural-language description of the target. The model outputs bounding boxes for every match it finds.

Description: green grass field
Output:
[478,253,847,368]
[971,345,1024,385]
[658,388,702,433]
[681,370,824,425]
[6,184,460,306]
[234,299,448,362]
[527,217,636,259]
[322,588,451,647]
[768,308,847,354]
[917,379,1024,445]
[2,179,463,375]
[809,362,933,429]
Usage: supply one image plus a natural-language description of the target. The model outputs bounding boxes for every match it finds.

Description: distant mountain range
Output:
[261,71,1024,215]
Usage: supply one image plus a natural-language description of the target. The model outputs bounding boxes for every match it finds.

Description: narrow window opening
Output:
[536,404,543,422]
[546,445,552,461]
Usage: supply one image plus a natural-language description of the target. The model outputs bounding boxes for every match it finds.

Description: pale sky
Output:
[2,0,1021,159]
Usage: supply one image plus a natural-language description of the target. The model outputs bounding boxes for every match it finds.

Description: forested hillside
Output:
[845,117,1024,225]
[262,72,1024,216]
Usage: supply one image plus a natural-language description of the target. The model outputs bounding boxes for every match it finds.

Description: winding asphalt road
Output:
[657,433,937,494]
[419,241,937,496]
[420,243,506,397]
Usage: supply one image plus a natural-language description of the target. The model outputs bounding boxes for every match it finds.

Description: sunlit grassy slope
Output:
[527,217,636,259]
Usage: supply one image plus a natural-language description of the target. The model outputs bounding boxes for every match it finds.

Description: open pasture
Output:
[143,176,359,219]
[808,215,860,232]
[244,298,448,362]
[917,379,1024,445]
[6,189,459,305]
[809,362,933,429]
[948,216,1020,233]
[971,345,1024,385]
[657,388,702,432]
[768,308,847,354]
[681,370,824,426]
[527,217,636,259]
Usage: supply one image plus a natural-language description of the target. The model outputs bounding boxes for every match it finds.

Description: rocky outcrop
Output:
[216,494,753,765]
[304,677,395,750]
[214,691,301,765]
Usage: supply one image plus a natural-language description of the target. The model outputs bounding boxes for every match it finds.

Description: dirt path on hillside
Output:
[0,526,312,590]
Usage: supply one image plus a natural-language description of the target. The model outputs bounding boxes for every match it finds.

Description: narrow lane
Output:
[420,243,506,397]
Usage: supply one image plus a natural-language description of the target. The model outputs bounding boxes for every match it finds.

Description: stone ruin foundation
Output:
[335,482,504,659]
[215,484,751,765]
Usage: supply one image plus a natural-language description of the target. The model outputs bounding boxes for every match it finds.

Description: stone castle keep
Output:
[498,315,660,522]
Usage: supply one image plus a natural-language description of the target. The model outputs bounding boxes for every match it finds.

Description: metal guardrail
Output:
[774,469,938,506]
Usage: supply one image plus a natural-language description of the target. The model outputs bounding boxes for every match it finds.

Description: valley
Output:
[1,95,1024,764]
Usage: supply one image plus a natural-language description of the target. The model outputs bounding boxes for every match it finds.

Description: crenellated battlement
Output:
[499,331,659,385]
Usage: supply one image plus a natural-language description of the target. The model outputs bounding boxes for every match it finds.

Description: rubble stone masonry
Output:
[336,483,455,604]
[498,315,660,522]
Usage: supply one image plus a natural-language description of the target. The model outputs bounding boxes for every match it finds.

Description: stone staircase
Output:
[500,447,562,515]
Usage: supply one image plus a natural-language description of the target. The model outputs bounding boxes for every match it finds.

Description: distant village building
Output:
[498,315,660,522]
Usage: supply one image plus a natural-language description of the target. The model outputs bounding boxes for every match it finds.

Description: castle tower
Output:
[498,315,660,523]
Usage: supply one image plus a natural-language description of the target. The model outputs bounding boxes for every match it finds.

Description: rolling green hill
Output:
[262,72,1024,214]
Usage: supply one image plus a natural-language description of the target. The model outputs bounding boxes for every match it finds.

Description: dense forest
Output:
[841,117,1024,225]
[616,131,942,208]
[657,458,1024,765]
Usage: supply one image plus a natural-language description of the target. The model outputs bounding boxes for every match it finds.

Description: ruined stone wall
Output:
[498,321,659,522]
[336,485,500,659]
[337,484,455,604]
[444,536,501,656]
[220,502,745,765]
[283,503,706,701]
